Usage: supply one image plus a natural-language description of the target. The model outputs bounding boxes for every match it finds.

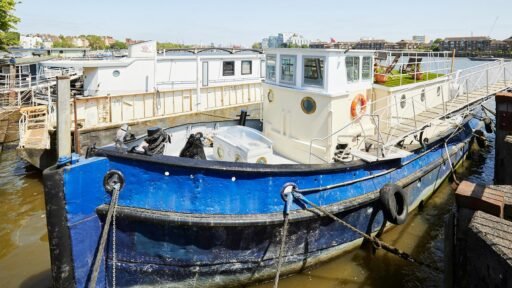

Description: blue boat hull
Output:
[42,117,479,287]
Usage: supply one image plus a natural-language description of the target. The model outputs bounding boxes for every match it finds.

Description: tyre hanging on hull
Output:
[379,183,409,225]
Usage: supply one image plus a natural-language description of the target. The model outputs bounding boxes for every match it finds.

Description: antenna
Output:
[488,16,499,37]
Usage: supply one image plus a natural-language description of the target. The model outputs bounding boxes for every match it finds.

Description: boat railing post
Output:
[57,76,71,166]
[504,65,507,87]
[486,68,489,95]
[411,95,417,129]
[394,94,400,125]
[465,78,470,112]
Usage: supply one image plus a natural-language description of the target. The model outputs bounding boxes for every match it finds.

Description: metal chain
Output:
[88,183,121,288]
[291,191,441,272]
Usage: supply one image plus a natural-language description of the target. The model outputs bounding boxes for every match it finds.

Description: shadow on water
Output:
[19,269,52,288]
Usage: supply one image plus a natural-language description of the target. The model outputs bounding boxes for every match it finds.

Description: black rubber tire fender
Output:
[379,183,409,225]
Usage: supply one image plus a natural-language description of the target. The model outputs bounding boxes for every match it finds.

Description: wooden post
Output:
[495,91,512,185]
[57,76,71,166]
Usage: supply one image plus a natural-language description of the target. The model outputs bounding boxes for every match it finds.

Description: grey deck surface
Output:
[469,210,512,266]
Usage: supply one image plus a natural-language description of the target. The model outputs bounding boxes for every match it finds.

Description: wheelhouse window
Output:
[223,61,235,76]
[303,57,324,87]
[280,55,296,85]
[266,55,276,82]
[346,56,360,83]
[241,60,252,75]
[362,56,372,80]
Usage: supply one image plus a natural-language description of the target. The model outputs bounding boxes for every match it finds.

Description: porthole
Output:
[437,86,441,97]
[400,94,407,109]
[420,89,425,102]
[113,70,120,77]
[216,146,224,159]
[234,154,241,162]
[256,157,267,164]
[267,89,274,103]
[301,97,317,114]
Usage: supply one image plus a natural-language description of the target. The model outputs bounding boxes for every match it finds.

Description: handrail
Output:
[308,60,512,162]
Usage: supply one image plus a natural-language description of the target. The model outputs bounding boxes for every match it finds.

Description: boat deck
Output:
[380,80,510,146]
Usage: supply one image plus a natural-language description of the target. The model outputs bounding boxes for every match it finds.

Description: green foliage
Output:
[53,35,75,48]
[0,0,20,51]
[110,40,127,50]
[5,31,19,45]
[157,42,190,50]
[85,35,106,50]
[251,42,262,49]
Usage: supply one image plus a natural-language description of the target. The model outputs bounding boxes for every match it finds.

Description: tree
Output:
[85,35,106,50]
[110,40,127,50]
[251,42,262,49]
[156,42,190,50]
[53,35,75,48]
[0,0,20,51]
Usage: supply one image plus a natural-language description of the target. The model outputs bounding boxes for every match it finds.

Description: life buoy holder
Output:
[350,94,367,119]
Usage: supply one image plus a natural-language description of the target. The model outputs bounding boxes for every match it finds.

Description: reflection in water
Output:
[0,148,51,287]
[0,58,496,288]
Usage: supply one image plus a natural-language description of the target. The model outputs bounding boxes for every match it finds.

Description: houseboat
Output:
[17,41,265,168]
[42,48,512,287]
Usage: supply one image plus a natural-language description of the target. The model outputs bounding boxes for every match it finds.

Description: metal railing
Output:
[309,60,512,163]
[374,51,453,86]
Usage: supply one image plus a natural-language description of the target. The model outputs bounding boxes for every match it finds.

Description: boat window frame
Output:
[265,54,277,82]
[279,54,297,85]
[346,55,360,83]
[222,61,235,77]
[302,56,325,88]
[241,60,252,75]
[362,56,372,81]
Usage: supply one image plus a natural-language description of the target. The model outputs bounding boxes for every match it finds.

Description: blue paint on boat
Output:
[42,116,477,287]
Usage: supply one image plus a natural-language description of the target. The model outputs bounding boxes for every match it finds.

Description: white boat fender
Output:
[379,183,408,225]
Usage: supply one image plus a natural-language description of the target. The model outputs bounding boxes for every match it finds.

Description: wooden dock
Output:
[449,182,512,288]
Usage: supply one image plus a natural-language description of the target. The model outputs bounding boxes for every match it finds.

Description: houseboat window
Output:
[112,70,120,77]
[301,97,317,114]
[266,55,276,82]
[400,94,407,108]
[223,61,235,76]
[346,56,360,82]
[303,57,324,87]
[280,55,296,84]
[362,56,372,80]
[241,60,252,75]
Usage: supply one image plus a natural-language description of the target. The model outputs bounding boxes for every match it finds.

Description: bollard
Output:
[57,76,71,166]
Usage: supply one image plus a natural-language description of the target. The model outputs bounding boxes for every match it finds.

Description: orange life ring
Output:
[350,94,367,119]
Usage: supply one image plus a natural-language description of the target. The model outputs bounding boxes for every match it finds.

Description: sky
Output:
[14,0,512,46]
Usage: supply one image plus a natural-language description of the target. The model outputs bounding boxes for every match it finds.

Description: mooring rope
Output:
[289,190,442,273]
[88,183,121,288]
[273,187,294,288]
